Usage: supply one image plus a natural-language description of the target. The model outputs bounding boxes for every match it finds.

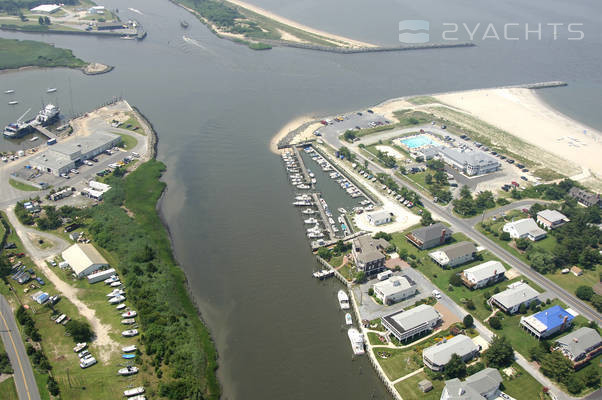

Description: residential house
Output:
[351,235,388,275]
[381,304,441,342]
[488,282,540,314]
[367,210,393,226]
[429,242,477,268]
[502,218,547,241]
[461,261,507,289]
[554,327,602,368]
[406,222,452,250]
[422,335,479,371]
[373,275,417,305]
[536,209,570,230]
[520,305,574,339]
[569,187,601,208]
[441,368,503,400]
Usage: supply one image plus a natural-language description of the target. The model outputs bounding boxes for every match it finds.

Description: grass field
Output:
[0,37,86,70]
[117,114,146,135]
[0,376,19,400]
[8,179,40,192]
[394,371,444,400]
[115,133,137,150]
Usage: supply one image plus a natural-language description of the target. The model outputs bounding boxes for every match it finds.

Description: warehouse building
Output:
[30,132,121,176]
[62,243,109,278]
[438,147,500,176]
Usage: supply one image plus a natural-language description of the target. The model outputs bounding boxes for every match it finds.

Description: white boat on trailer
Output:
[124,386,145,397]
[122,329,139,337]
[338,290,350,310]
[118,366,139,376]
[122,345,137,353]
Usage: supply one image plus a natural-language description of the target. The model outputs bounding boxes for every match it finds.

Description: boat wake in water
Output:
[128,7,144,15]
[183,35,206,50]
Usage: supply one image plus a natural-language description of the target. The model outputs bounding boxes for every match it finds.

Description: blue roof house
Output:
[520,305,575,339]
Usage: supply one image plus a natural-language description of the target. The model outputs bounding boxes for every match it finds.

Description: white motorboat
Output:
[297,184,310,189]
[337,208,347,214]
[118,366,139,376]
[347,328,365,355]
[4,90,15,94]
[122,329,139,337]
[307,232,324,238]
[302,208,315,215]
[122,310,137,318]
[116,303,127,310]
[124,387,145,397]
[129,395,146,400]
[345,313,353,325]
[29,136,39,142]
[338,290,350,310]
[107,289,125,297]
[8,101,18,105]
[104,275,119,284]
[46,88,57,93]
[109,295,126,304]
[295,195,311,201]
[122,345,137,353]
[122,318,136,325]
[303,217,318,224]
[73,342,87,353]
[110,281,122,287]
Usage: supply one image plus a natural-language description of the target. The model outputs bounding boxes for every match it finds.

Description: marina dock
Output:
[311,193,335,240]
[292,146,311,185]
[32,124,57,140]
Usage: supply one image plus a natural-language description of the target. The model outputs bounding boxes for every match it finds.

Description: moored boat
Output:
[338,290,350,310]
[347,328,365,355]
[345,313,353,325]
[8,101,18,105]
[46,88,57,93]
[4,89,15,94]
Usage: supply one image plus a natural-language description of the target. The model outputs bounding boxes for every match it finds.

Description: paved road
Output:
[322,138,602,324]
[0,295,41,400]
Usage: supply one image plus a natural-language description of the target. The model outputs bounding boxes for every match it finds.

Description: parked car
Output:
[521,176,528,181]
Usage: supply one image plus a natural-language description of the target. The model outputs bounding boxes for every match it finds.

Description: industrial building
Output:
[30,4,61,14]
[30,132,121,176]
[62,243,109,278]
[438,147,500,176]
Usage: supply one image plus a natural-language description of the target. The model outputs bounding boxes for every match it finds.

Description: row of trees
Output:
[423,159,452,203]
[453,186,497,216]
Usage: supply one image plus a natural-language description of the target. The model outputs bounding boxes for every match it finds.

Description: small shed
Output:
[32,291,49,304]
[418,379,433,393]
[570,266,583,276]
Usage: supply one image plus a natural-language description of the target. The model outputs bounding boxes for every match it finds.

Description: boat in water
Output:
[8,101,18,105]
[304,217,318,224]
[118,366,139,376]
[46,88,57,93]
[347,328,365,355]
[345,313,353,325]
[4,89,15,94]
[301,208,315,215]
[35,103,60,125]
[180,20,189,28]
[4,108,33,138]
[338,290,350,310]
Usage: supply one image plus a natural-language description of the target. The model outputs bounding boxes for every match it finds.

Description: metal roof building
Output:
[554,327,602,366]
[62,243,109,278]
[441,368,503,400]
[488,282,540,314]
[381,304,441,342]
[461,261,506,289]
[520,305,574,339]
[438,147,500,176]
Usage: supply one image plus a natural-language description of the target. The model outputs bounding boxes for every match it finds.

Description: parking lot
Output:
[317,110,390,147]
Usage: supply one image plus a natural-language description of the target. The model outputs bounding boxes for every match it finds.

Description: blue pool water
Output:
[401,135,436,149]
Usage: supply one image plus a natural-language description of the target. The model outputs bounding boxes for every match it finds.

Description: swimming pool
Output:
[401,134,436,149]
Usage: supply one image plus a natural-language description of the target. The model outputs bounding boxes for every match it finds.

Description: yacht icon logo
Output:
[399,20,430,44]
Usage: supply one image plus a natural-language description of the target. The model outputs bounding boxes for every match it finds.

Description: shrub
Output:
[489,316,502,330]
[500,232,511,241]
[576,286,594,301]
[567,375,584,394]
[463,314,474,328]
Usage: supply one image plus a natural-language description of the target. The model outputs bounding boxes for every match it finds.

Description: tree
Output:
[575,286,594,301]
[515,238,530,250]
[444,353,466,379]
[449,273,463,287]
[475,191,495,210]
[65,319,94,342]
[343,130,356,142]
[540,351,573,381]
[484,335,514,367]
[354,271,366,283]
[317,247,332,261]
[566,375,584,394]
[488,316,502,330]
[500,232,511,241]
[591,294,602,312]
[420,210,433,226]
[460,185,472,199]
[584,368,600,388]
[518,303,527,314]
[424,173,433,185]
[47,375,60,396]
[373,232,392,241]
[465,299,475,310]
[38,16,44,25]
[463,314,473,328]
[528,345,546,362]
[43,16,50,25]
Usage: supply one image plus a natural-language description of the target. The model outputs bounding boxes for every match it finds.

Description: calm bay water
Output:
[1,0,601,399]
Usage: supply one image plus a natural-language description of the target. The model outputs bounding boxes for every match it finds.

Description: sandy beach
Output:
[435,88,602,181]
[225,0,377,48]
[269,115,317,154]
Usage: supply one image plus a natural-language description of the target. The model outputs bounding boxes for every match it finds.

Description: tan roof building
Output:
[62,243,109,278]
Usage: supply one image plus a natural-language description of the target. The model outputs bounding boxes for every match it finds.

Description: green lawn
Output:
[548,268,599,295]
[8,179,40,192]
[115,132,137,150]
[117,114,146,135]
[0,37,86,70]
[0,376,19,400]
[394,371,444,400]
[501,363,544,399]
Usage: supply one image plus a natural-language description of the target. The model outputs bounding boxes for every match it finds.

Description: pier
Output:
[31,125,57,140]
[292,146,311,185]
[311,193,335,240]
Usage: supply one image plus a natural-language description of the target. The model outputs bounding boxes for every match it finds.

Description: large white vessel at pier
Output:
[347,328,365,355]
[338,290,350,310]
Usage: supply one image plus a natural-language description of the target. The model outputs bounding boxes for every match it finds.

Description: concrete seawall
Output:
[261,40,476,54]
